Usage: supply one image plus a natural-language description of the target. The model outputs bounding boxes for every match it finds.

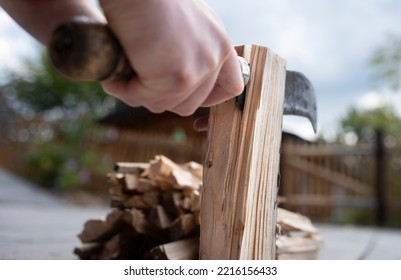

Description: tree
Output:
[1,49,115,189]
[1,50,114,118]
[336,105,401,144]
[370,33,401,91]
[331,34,401,145]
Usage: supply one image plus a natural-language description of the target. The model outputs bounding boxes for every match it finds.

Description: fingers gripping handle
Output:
[49,16,134,82]
[49,16,250,86]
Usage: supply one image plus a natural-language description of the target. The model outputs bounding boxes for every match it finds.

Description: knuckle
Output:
[147,105,165,114]
[174,106,197,117]
[172,70,196,93]
[113,93,146,109]
[231,80,244,96]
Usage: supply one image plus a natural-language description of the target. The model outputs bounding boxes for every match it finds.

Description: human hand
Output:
[99,0,244,116]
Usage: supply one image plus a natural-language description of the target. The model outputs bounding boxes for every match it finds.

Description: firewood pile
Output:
[74,155,201,260]
[74,155,322,260]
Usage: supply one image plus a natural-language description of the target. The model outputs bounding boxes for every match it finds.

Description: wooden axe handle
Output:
[49,16,134,82]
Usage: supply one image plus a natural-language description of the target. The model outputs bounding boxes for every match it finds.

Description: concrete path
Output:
[0,168,107,259]
[317,224,401,259]
[1,168,400,260]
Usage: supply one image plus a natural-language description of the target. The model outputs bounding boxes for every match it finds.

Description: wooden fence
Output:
[1,119,400,227]
[0,123,207,192]
[80,128,207,193]
[91,128,207,165]
[280,132,401,227]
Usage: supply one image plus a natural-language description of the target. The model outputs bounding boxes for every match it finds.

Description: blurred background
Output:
[0,0,400,232]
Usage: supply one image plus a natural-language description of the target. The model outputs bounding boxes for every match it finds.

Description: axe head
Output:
[237,58,317,133]
[284,71,317,133]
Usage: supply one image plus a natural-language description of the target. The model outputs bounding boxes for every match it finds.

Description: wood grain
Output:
[200,45,287,259]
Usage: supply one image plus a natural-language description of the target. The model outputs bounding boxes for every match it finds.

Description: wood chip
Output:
[277,208,318,234]
[114,162,149,174]
[145,238,199,260]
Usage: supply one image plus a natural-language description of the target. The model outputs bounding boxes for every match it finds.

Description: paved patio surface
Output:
[1,168,400,260]
[316,223,401,259]
[0,168,106,259]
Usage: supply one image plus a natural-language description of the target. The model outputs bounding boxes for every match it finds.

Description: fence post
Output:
[374,130,386,226]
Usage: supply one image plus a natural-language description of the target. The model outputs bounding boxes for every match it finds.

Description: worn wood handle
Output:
[49,16,134,82]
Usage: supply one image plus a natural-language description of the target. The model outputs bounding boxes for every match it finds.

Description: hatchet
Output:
[48,16,317,132]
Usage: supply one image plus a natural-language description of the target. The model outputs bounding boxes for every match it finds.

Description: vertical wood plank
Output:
[199,45,286,259]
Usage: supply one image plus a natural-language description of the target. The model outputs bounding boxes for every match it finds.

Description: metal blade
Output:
[237,57,317,133]
[284,71,317,133]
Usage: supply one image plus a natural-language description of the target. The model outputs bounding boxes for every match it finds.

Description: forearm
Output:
[1,0,105,45]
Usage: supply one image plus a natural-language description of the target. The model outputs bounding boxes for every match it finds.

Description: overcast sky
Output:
[1,1,401,140]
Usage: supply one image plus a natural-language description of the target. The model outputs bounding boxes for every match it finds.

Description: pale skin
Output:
[1,0,243,130]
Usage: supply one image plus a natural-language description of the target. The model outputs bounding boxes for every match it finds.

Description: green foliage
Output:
[1,48,115,190]
[339,34,401,144]
[1,49,114,118]
[370,33,401,91]
[342,209,375,226]
[338,105,401,143]
[25,117,109,190]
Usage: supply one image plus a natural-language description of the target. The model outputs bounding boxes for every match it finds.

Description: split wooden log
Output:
[78,209,131,243]
[275,234,323,260]
[147,155,202,190]
[276,208,318,234]
[97,229,138,259]
[73,243,102,260]
[200,45,287,259]
[168,213,198,240]
[276,208,323,260]
[114,162,149,174]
